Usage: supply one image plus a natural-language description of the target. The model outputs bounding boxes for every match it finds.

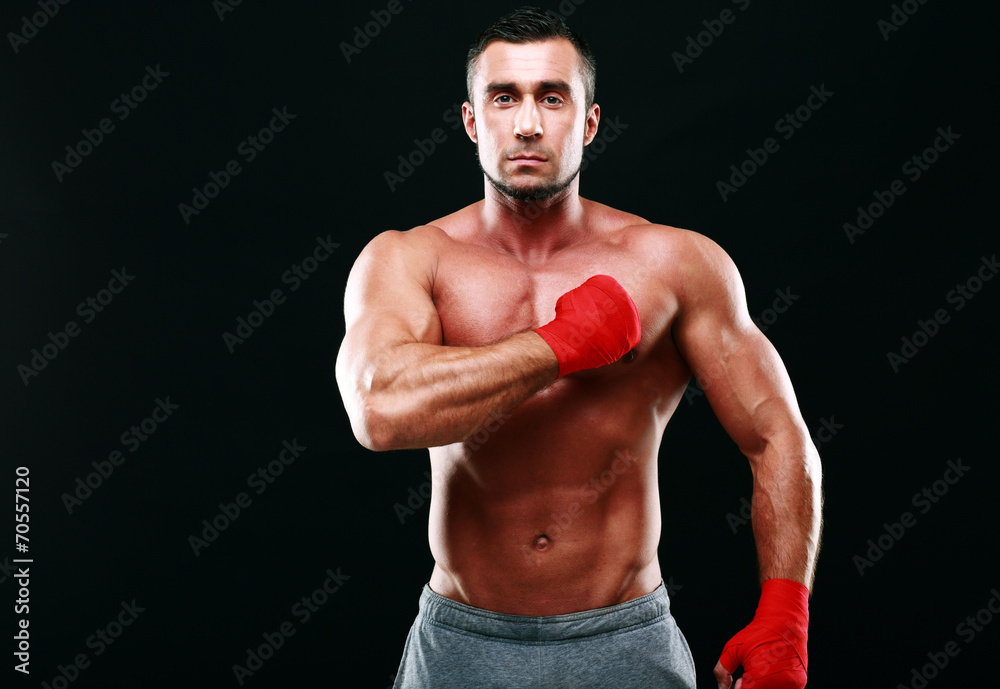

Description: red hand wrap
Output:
[533,274,641,378]
[718,578,809,689]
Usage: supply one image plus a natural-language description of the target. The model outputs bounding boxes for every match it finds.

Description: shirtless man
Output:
[336,7,821,688]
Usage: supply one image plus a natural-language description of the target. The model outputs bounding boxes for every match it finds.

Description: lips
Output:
[509,156,547,167]
[509,153,547,162]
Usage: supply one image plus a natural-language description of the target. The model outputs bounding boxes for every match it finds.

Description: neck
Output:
[479,176,587,263]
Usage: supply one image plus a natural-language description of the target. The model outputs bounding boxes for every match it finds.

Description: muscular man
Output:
[336,7,822,688]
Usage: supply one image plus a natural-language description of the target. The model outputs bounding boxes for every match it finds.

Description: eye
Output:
[543,95,563,106]
[494,94,513,105]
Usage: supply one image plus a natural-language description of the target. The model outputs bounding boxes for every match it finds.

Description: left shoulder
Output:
[583,198,746,297]
[585,199,715,251]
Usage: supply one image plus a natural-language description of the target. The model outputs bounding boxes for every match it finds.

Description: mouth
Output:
[509,154,547,166]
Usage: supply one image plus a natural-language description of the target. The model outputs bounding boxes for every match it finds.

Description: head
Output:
[463,7,600,203]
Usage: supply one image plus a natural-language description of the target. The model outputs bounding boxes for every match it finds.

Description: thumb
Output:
[713,660,733,689]
[718,639,742,678]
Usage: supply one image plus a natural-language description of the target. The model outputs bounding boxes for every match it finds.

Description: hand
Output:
[714,578,809,689]
[533,274,641,378]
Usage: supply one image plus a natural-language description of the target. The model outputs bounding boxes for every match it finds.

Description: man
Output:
[336,7,821,688]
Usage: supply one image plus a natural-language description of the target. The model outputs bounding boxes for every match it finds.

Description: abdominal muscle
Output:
[425,379,669,616]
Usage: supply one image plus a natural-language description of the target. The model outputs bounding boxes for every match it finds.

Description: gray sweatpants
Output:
[392,581,697,688]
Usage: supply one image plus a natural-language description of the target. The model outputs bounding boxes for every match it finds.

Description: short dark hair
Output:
[466,6,596,109]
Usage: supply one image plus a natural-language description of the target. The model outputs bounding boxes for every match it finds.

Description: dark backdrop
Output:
[2,1,997,687]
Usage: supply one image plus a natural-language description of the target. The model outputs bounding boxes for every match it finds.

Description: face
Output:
[464,38,599,203]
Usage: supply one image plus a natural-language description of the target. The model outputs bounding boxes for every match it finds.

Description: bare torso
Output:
[420,198,694,615]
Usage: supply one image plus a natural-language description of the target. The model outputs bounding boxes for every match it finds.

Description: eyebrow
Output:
[484,80,574,97]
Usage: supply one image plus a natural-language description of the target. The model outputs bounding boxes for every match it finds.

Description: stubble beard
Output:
[477,147,582,203]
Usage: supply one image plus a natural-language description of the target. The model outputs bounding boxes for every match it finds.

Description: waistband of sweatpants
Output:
[417,580,671,642]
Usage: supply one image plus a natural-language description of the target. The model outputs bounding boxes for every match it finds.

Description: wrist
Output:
[754,578,810,667]
[757,578,810,620]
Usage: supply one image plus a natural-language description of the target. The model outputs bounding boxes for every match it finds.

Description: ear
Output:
[462,102,477,143]
[583,102,600,146]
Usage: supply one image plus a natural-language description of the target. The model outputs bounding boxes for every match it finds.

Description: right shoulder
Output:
[359,201,482,259]
[349,224,453,275]
[357,223,449,256]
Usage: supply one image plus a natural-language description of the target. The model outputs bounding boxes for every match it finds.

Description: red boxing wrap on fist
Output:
[717,578,809,689]
[533,275,641,378]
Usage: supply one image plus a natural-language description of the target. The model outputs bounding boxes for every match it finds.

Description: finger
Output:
[713,660,733,689]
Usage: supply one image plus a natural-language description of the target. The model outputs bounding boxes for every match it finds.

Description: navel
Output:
[533,534,551,551]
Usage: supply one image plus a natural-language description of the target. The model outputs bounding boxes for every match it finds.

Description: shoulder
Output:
[356,201,483,259]
[590,205,745,310]
[358,223,449,255]
[591,205,739,285]
[638,225,740,289]
[350,223,455,277]
[345,226,450,308]
[633,225,747,321]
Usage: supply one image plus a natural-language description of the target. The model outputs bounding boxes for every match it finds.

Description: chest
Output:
[431,241,676,360]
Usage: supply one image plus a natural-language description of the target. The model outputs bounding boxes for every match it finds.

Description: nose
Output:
[513,99,542,139]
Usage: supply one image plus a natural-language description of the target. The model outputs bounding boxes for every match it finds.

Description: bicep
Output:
[672,237,808,459]
[336,230,442,398]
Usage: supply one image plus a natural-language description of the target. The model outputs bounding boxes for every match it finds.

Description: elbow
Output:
[349,395,406,452]
[337,362,438,451]
[748,427,822,473]
[337,355,404,451]
[351,403,393,452]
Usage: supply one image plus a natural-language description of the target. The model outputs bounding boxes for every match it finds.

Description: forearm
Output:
[359,331,557,450]
[749,431,823,591]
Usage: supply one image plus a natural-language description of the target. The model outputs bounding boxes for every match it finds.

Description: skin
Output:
[336,37,822,684]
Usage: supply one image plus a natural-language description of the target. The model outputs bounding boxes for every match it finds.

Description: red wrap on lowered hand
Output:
[533,274,641,378]
[718,578,810,689]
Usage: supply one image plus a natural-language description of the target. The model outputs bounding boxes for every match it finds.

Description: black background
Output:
[2,1,998,687]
